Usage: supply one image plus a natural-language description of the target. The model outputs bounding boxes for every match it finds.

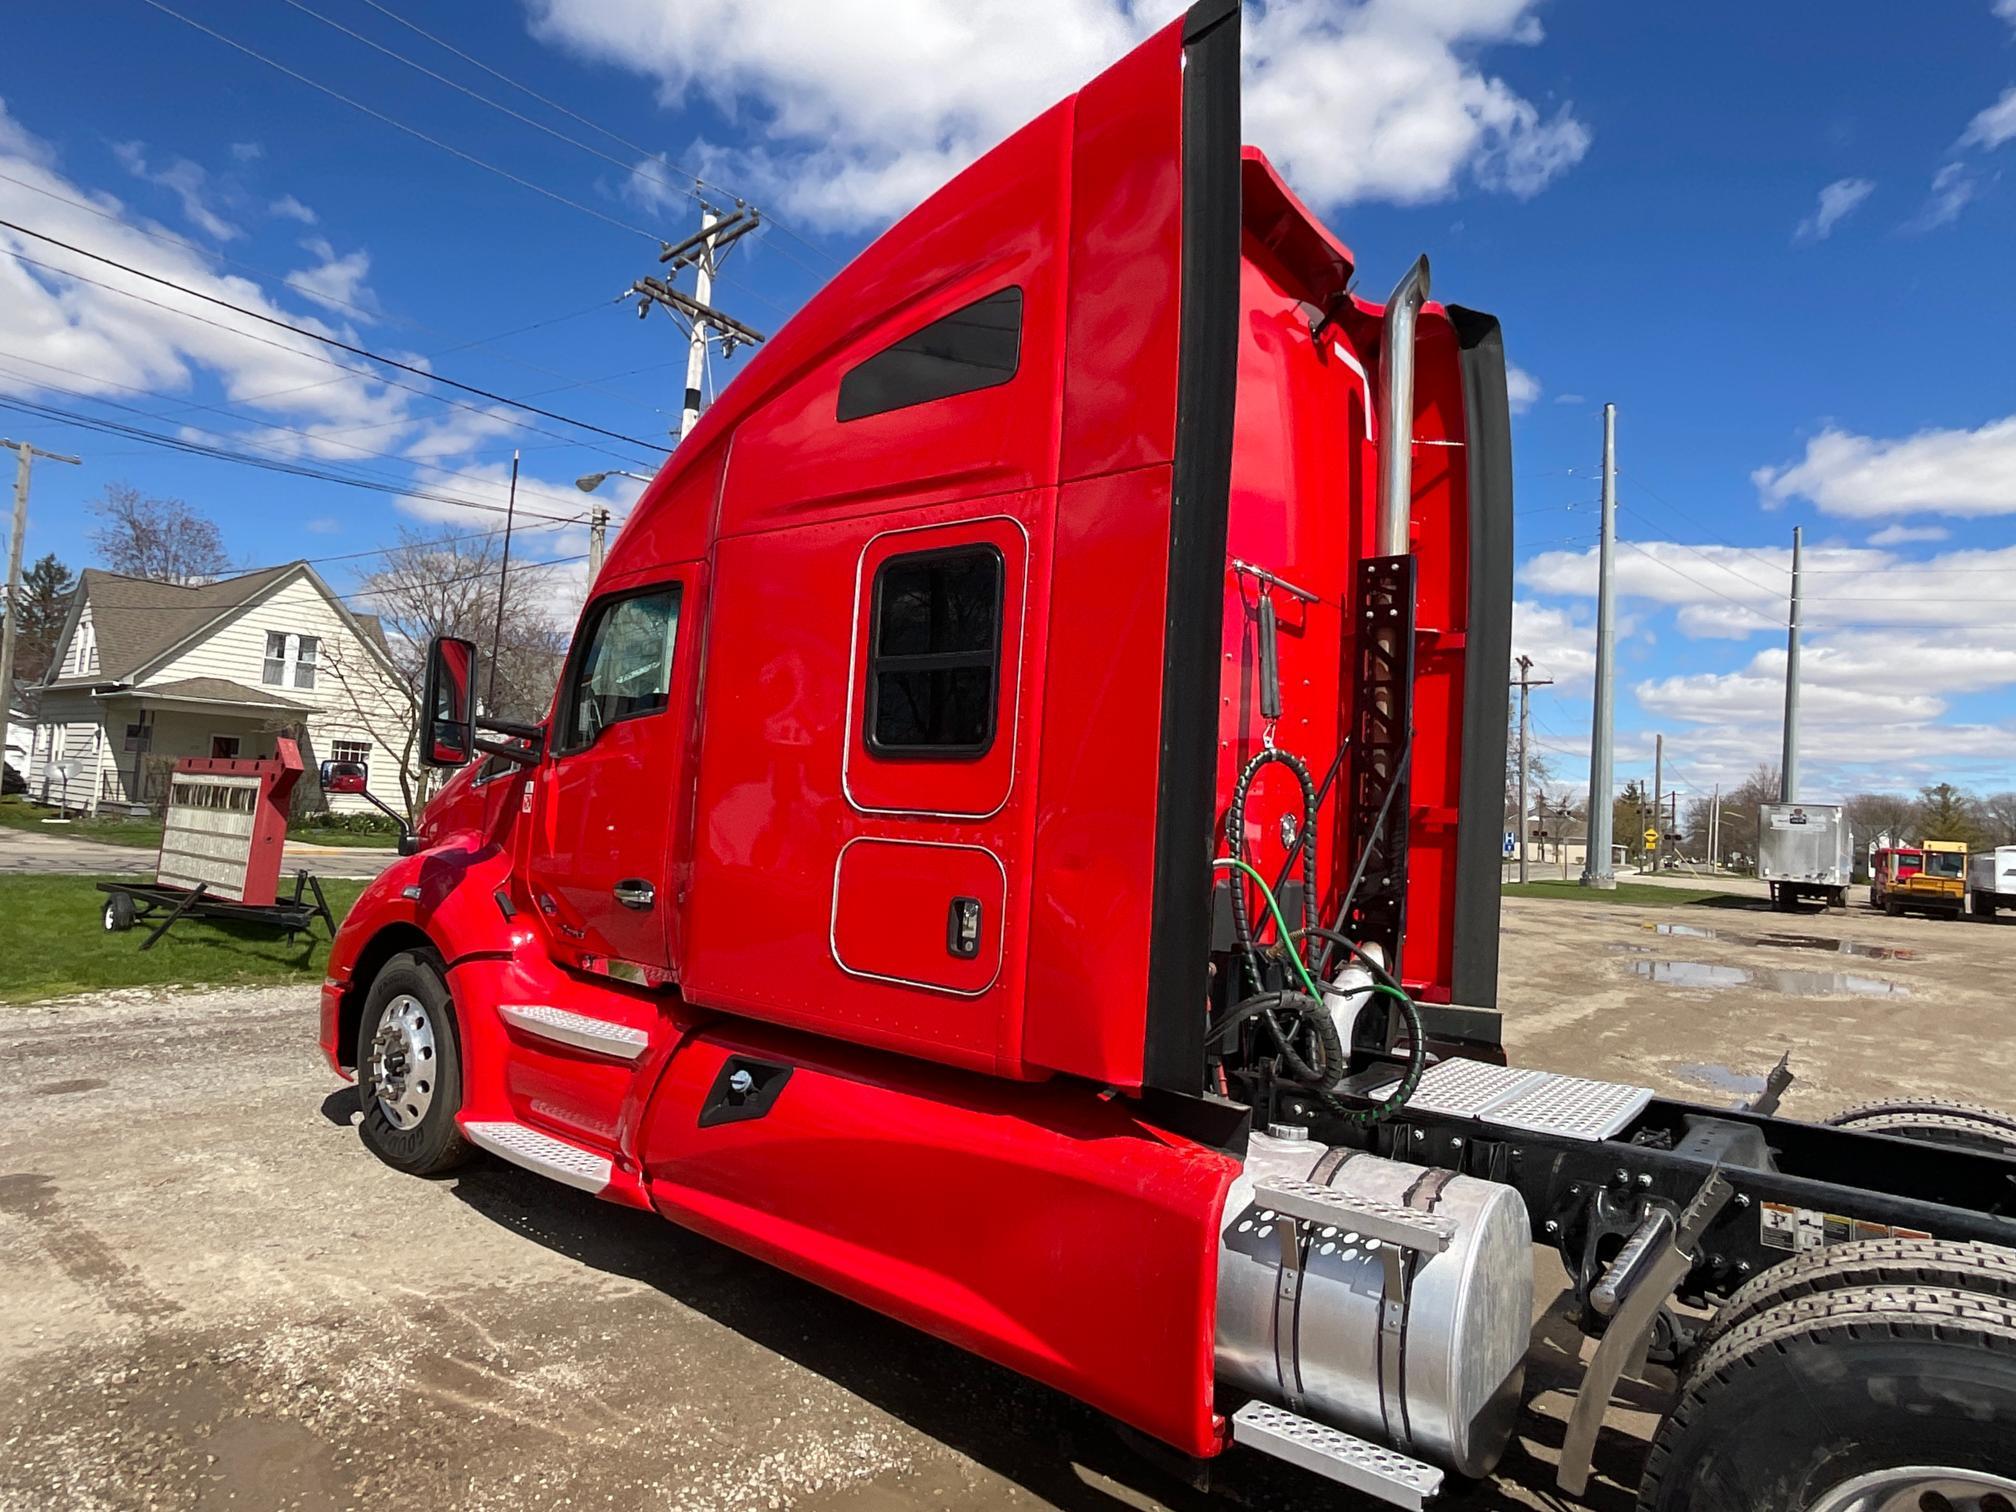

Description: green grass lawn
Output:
[1501,879,1759,909]
[0,875,367,1003]
[0,794,164,847]
[1,794,399,849]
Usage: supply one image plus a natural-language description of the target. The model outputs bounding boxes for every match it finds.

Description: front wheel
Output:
[1638,1286,2016,1512]
[355,950,471,1175]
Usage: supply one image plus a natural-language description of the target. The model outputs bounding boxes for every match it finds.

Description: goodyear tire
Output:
[1639,1286,2016,1512]
[1694,1238,2016,1359]
[355,950,471,1176]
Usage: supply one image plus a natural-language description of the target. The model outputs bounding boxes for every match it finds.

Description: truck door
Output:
[527,579,689,978]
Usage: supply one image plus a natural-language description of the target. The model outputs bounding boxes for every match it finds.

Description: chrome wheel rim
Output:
[1807,1467,2016,1512]
[369,993,437,1130]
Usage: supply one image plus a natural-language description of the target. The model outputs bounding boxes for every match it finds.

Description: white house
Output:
[27,561,415,817]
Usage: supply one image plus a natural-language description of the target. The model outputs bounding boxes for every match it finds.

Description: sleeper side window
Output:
[560,587,681,752]
[865,547,1003,758]
[837,287,1023,423]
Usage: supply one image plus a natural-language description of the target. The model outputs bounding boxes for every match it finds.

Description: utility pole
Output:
[1652,733,1663,872]
[1581,402,1619,888]
[1511,655,1553,884]
[1779,523,1803,803]
[0,439,81,736]
[587,506,609,583]
[486,449,519,710]
[1711,784,1721,873]
[629,205,765,442]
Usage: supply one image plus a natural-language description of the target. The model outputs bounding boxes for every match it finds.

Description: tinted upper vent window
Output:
[837,288,1023,422]
[867,546,1004,757]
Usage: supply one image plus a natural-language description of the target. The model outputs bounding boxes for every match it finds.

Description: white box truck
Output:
[1968,845,2016,919]
[1758,802,1853,911]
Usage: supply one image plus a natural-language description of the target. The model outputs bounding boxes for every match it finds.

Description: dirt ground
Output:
[3,892,2012,1512]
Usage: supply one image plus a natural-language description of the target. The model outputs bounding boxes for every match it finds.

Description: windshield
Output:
[1924,851,1965,879]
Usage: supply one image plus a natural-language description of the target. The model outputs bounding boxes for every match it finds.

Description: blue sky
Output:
[2,1,2014,805]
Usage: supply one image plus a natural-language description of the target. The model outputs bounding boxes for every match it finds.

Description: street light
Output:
[574,469,653,493]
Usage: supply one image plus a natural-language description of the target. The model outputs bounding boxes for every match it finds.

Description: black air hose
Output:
[1226,748,1319,980]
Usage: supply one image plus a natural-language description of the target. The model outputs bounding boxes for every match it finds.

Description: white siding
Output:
[59,603,99,678]
[142,572,415,817]
[28,689,108,809]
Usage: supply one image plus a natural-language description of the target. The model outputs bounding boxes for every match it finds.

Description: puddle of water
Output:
[1754,933,1917,962]
[1674,1062,1769,1097]
[1640,921,1916,961]
[1625,959,1912,997]
[1648,921,1720,940]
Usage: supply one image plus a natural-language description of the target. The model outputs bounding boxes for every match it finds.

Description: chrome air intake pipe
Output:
[1214,1129,1532,1477]
[1376,256,1431,557]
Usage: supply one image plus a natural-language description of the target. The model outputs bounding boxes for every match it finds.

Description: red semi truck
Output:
[319,7,2016,1507]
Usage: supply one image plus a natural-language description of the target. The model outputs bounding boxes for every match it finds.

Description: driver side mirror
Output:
[419,636,478,769]
[319,759,368,795]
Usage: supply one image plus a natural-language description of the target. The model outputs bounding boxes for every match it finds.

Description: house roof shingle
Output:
[125,676,311,710]
[46,564,298,686]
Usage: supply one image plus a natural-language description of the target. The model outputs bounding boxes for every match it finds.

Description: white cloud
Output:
[230,141,264,163]
[1902,161,1976,232]
[2000,0,2016,25]
[110,139,241,241]
[1504,363,1540,413]
[1553,392,1585,405]
[287,236,375,318]
[0,97,510,485]
[1960,84,2016,150]
[270,194,319,225]
[1794,176,1873,241]
[1867,522,1948,545]
[1754,414,2016,519]
[1511,598,1593,689]
[533,0,1589,231]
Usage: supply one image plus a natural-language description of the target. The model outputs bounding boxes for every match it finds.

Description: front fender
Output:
[320,833,525,1074]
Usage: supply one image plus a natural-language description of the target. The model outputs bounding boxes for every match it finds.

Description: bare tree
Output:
[1981,792,2016,847]
[1842,791,1921,851]
[327,527,573,814]
[88,483,231,583]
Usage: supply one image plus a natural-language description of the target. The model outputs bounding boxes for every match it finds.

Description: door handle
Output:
[612,879,656,910]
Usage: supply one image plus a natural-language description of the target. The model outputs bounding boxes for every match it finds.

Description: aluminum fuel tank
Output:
[1214,1130,1533,1477]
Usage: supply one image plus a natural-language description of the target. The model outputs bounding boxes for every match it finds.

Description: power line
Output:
[274,0,830,314]
[62,549,590,616]
[0,346,611,513]
[0,165,683,420]
[1619,502,1787,600]
[0,392,587,525]
[137,0,666,245]
[0,220,668,457]
[352,0,841,276]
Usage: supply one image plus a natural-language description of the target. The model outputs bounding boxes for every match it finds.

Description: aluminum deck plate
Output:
[1367,1059,1653,1142]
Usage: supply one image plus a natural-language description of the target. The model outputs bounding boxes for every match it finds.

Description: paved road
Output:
[4,894,2009,1511]
[0,825,399,881]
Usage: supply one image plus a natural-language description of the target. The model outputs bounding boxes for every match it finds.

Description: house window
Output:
[330,739,369,765]
[68,618,98,675]
[210,735,241,760]
[560,587,680,751]
[263,632,321,690]
[836,287,1023,423]
[864,546,1003,757]
[123,712,152,753]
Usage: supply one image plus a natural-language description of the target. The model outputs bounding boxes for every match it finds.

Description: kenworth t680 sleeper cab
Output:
[319,6,2016,1506]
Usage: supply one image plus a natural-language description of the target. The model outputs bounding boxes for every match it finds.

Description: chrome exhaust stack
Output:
[1376,256,1431,557]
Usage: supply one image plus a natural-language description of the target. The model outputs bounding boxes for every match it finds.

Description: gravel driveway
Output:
[6,891,2007,1511]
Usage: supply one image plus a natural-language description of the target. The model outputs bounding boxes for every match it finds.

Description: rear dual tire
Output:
[1639,1285,2016,1512]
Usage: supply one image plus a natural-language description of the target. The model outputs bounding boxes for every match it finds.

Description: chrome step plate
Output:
[1232,1402,1443,1509]
[463,1120,612,1193]
[1250,1178,1456,1253]
[1367,1059,1652,1142]
[498,1002,649,1061]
